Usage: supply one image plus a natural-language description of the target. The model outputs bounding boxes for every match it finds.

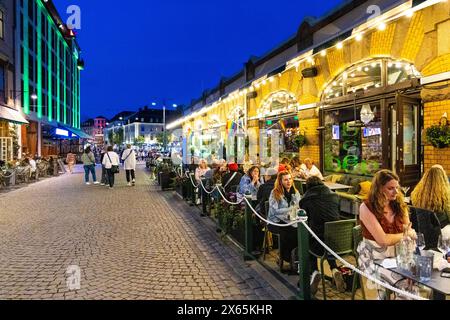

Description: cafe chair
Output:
[310,219,356,300]
[262,201,283,271]
[351,225,366,300]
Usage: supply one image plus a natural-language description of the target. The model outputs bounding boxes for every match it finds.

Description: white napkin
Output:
[429,250,450,270]
[382,258,397,269]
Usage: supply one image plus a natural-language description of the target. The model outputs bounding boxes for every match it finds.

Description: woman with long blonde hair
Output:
[268,171,300,266]
[411,165,450,227]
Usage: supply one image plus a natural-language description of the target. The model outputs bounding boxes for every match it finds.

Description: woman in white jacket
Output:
[102,146,120,189]
[122,144,137,186]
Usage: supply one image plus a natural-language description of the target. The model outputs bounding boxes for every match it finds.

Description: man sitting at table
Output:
[300,158,324,180]
[299,176,345,294]
[221,163,242,194]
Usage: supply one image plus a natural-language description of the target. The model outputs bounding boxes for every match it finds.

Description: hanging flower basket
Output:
[426,125,450,149]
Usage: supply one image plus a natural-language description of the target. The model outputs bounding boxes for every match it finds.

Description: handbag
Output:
[107,152,119,174]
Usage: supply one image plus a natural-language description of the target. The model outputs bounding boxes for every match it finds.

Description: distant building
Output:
[103,111,134,145]
[81,116,108,146]
[104,107,181,146]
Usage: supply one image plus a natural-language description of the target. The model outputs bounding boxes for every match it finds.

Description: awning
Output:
[59,125,93,140]
[0,106,29,124]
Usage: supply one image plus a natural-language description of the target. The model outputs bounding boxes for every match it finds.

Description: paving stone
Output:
[0,165,282,300]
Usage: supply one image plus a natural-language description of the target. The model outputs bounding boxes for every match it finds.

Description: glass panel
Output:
[403,103,418,165]
[388,62,420,86]
[324,105,382,176]
[346,61,382,93]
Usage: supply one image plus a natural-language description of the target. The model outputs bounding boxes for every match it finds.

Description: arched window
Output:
[322,58,421,100]
[259,90,298,117]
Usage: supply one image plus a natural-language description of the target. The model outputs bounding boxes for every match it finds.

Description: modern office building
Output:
[15,0,87,157]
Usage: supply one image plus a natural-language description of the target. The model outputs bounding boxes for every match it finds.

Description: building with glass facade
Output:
[15,0,84,157]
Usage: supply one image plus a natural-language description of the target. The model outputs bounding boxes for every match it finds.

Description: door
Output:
[390,94,422,187]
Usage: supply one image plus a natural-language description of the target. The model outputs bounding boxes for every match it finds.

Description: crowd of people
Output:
[191,155,450,298]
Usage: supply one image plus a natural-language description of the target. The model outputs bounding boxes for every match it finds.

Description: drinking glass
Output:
[416,233,425,252]
[438,235,449,257]
[401,186,410,196]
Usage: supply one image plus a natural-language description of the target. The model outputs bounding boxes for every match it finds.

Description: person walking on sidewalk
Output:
[100,148,109,186]
[66,152,76,174]
[81,146,99,185]
[102,146,120,189]
[122,144,136,186]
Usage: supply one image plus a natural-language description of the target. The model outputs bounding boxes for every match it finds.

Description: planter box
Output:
[159,172,176,191]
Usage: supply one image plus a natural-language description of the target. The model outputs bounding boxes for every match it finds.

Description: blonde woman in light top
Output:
[195,159,210,183]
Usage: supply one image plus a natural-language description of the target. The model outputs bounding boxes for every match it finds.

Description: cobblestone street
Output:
[0,165,285,300]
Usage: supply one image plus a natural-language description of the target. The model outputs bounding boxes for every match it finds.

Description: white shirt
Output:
[29,159,37,172]
[302,164,324,180]
[121,149,136,170]
[102,151,120,169]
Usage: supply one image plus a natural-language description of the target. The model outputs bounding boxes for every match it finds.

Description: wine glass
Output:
[438,235,449,258]
[416,233,425,252]
[401,186,410,196]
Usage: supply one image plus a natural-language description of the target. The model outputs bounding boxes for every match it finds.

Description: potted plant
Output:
[426,125,450,148]
[293,132,307,149]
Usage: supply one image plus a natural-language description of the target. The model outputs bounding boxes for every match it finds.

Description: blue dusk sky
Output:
[54,0,343,120]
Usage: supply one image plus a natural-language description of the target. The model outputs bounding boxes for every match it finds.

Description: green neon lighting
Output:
[48,19,52,122]
[266,120,273,125]
[37,4,42,119]
[64,45,67,124]
[22,2,30,115]
[56,35,60,122]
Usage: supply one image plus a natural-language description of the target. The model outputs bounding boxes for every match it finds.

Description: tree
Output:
[107,130,114,144]
[134,135,146,147]
[113,128,124,146]
[156,131,172,146]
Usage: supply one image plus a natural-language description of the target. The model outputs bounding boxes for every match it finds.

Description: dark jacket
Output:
[221,171,243,194]
[410,206,442,250]
[299,184,340,244]
[256,180,275,217]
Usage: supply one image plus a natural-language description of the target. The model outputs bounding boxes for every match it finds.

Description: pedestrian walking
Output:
[100,149,109,186]
[122,144,136,186]
[81,146,99,185]
[66,152,76,174]
[102,146,120,189]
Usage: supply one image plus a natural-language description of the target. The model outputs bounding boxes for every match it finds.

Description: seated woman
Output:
[195,159,210,183]
[411,164,450,230]
[238,166,261,199]
[358,170,417,300]
[268,171,301,266]
[290,156,303,179]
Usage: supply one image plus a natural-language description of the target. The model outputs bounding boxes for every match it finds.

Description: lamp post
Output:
[150,99,178,153]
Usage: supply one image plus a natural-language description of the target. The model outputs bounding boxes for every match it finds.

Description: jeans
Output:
[84,164,97,183]
[126,169,135,183]
[101,165,109,185]
[106,169,115,187]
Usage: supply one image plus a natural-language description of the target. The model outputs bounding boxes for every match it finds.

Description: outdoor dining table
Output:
[375,253,450,300]
[294,179,352,192]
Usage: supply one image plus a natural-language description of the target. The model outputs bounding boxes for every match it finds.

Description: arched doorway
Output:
[320,58,422,186]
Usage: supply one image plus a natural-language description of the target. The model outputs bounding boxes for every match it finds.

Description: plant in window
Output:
[426,124,450,149]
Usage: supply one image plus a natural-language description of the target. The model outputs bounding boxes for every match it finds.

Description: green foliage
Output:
[293,132,307,149]
[426,125,450,148]
[134,135,146,146]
